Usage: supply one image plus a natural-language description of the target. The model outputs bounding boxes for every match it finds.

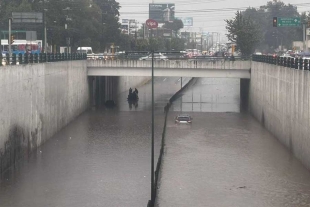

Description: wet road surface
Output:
[1,77,310,207]
[155,78,310,207]
[0,77,186,207]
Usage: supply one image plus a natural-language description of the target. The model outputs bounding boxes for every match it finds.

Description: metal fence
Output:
[1,53,87,66]
[252,54,310,70]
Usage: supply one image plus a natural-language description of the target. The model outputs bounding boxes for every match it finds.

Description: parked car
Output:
[139,53,168,61]
[175,114,193,124]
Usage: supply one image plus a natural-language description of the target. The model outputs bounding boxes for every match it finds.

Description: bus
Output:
[1,39,42,55]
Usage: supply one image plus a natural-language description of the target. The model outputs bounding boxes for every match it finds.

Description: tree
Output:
[93,0,121,51]
[242,0,303,52]
[162,19,183,36]
[171,38,185,51]
[225,11,261,55]
[135,39,149,51]
[0,0,122,52]
[149,38,165,51]
[118,33,131,51]
[43,0,102,51]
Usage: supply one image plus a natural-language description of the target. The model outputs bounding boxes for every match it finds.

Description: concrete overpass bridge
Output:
[87,59,251,79]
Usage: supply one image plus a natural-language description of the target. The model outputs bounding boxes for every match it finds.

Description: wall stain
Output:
[0,114,44,176]
[289,133,294,153]
[0,125,25,176]
[261,110,265,127]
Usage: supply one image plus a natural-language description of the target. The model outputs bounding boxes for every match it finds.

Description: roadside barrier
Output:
[252,54,310,70]
[0,53,87,66]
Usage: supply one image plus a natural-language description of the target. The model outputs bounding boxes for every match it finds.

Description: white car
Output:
[175,114,193,124]
[139,53,168,61]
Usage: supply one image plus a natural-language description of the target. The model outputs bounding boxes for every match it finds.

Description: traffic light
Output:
[10,35,14,44]
[273,17,278,27]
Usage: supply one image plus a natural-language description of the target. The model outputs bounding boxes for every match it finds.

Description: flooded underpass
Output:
[1,77,310,207]
[0,76,185,207]
[155,78,310,207]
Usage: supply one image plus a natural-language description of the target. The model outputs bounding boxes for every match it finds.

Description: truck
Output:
[77,47,95,59]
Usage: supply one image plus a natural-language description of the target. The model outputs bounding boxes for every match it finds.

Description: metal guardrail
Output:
[252,54,310,70]
[1,53,87,66]
[89,55,247,61]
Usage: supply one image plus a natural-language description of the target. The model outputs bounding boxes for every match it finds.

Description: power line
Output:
[119,2,310,14]
[120,0,226,5]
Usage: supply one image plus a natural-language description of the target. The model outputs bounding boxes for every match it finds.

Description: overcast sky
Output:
[117,0,310,41]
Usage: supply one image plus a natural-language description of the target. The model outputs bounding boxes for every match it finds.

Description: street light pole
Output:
[8,18,12,56]
[151,50,155,206]
[101,12,104,52]
[42,0,46,53]
[303,22,306,52]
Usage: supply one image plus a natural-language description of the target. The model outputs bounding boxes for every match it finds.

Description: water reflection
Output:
[171,78,240,113]
[0,77,183,207]
[128,100,138,110]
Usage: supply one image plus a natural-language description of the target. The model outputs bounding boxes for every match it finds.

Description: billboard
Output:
[176,17,193,26]
[149,3,175,23]
[122,19,129,24]
[12,12,43,23]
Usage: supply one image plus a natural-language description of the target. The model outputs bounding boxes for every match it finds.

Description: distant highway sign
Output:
[277,17,301,27]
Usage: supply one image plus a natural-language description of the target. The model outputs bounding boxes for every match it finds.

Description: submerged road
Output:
[1,77,310,207]
[0,77,185,207]
[156,78,310,207]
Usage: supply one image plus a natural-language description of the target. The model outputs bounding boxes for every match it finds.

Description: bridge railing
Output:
[1,53,87,66]
[252,54,310,70]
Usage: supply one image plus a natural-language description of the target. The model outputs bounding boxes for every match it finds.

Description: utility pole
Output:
[305,18,309,52]
[151,51,155,206]
[101,12,104,52]
[307,29,309,52]
[135,20,137,42]
[42,0,46,53]
[200,35,203,52]
[8,18,12,56]
[303,20,306,52]
[142,23,145,39]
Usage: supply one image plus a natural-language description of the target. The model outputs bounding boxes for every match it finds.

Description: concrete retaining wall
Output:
[0,61,89,172]
[249,62,310,169]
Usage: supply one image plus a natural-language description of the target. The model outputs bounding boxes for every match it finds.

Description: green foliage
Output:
[117,36,185,52]
[94,0,121,49]
[0,0,121,52]
[149,38,159,51]
[118,33,131,51]
[171,38,185,51]
[162,19,184,33]
[225,11,261,55]
[241,0,303,52]
[135,39,149,51]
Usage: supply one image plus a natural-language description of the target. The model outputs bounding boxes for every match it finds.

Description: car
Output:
[175,114,192,124]
[139,53,168,61]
